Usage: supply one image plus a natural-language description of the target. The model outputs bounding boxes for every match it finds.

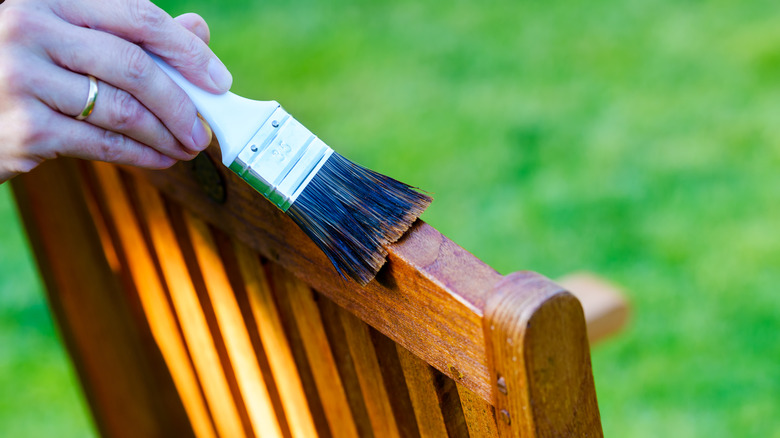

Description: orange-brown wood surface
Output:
[271,265,361,438]
[135,178,245,438]
[339,310,402,438]
[457,384,499,438]
[182,211,283,437]
[233,241,319,438]
[396,345,451,437]
[11,160,196,438]
[13,155,605,438]
[88,162,217,438]
[485,272,603,437]
[126,147,502,402]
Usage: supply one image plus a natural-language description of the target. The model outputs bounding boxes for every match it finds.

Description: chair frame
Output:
[11,148,604,437]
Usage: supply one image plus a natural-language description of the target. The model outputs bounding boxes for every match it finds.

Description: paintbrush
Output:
[150,55,432,285]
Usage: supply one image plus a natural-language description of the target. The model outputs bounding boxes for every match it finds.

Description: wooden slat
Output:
[89,162,215,438]
[126,149,501,401]
[484,272,603,437]
[134,178,246,438]
[369,329,421,438]
[10,159,194,437]
[339,310,402,438]
[557,272,629,344]
[233,240,319,438]
[434,375,469,438]
[456,384,498,438]
[316,298,375,438]
[396,345,449,438]
[19,157,606,437]
[269,265,360,438]
[182,211,284,437]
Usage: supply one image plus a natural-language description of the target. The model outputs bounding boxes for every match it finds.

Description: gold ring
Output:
[76,75,98,121]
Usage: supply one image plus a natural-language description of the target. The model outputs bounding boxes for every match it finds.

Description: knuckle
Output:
[0,55,28,90]
[182,36,209,69]
[0,6,37,40]
[122,45,152,85]
[99,131,127,163]
[15,104,51,147]
[129,0,167,34]
[109,89,144,130]
[170,93,195,127]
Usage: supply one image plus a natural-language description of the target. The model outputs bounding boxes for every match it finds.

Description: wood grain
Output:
[396,345,449,438]
[233,240,319,438]
[339,310,402,438]
[126,147,502,402]
[456,384,498,438]
[16,157,606,437]
[182,211,284,438]
[269,265,360,438]
[89,162,215,438]
[11,159,196,438]
[316,297,375,438]
[134,178,246,438]
[484,272,603,437]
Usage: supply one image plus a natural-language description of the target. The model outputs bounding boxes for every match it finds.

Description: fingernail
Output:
[191,115,212,150]
[208,57,232,91]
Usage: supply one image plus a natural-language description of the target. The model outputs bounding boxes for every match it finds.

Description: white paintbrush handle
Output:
[148,52,279,166]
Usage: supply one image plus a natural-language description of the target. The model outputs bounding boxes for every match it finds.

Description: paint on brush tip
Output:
[287,152,432,285]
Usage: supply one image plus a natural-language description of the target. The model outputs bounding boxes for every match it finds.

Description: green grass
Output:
[2,0,780,435]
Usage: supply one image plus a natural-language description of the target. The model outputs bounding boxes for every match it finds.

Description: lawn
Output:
[1,0,779,435]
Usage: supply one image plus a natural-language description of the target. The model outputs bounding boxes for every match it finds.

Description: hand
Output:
[0,0,232,183]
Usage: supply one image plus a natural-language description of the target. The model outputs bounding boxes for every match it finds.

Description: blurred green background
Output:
[2,0,780,435]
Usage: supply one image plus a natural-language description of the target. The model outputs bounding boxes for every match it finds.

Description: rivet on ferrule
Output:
[228,106,333,211]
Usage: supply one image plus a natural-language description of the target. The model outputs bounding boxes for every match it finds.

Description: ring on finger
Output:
[75,75,99,121]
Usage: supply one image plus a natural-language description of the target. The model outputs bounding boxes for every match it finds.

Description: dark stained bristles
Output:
[287,152,432,285]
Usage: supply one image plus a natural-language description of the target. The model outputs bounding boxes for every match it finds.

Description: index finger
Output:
[51,0,232,93]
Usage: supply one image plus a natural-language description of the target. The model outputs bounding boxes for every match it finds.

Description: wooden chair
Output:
[11,145,626,437]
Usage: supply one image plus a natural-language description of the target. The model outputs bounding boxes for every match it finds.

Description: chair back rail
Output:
[11,152,603,437]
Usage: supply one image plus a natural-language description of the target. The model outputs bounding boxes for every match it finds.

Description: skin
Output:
[0,0,231,183]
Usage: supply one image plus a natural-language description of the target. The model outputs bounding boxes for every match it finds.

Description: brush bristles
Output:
[287,153,432,285]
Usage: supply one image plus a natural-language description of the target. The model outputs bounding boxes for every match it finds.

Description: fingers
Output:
[0,0,216,180]
[33,61,200,161]
[174,13,210,44]
[8,100,176,170]
[42,21,210,153]
[52,0,231,93]
[52,112,178,169]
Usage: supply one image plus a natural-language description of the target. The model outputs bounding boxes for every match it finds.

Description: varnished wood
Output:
[396,345,450,437]
[316,297,375,438]
[456,384,499,438]
[126,147,501,402]
[134,178,245,438]
[14,155,605,437]
[10,159,195,438]
[89,162,216,438]
[269,264,361,438]
[233,240,319,438]
[182,211,283,438]
[558,272,630,344]
[339,310,402,438]
[484,272,603,437]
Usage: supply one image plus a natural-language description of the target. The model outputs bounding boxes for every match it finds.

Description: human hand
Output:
[0,0,232,183]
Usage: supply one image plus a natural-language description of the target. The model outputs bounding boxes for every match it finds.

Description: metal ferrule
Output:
[228,106,334,211]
